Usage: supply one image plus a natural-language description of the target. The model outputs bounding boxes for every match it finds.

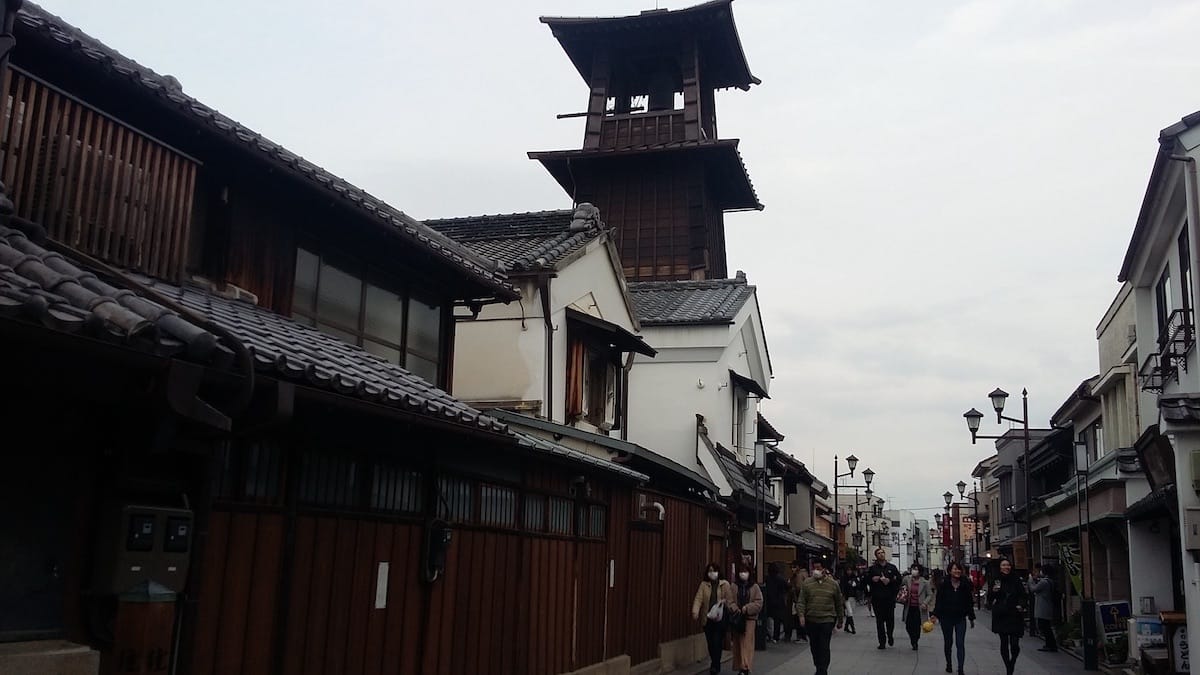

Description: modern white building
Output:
[883,509,919,571]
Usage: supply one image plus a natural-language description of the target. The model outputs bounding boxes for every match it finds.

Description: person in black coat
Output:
[988,558,1028,675]
[764,562,791,641]
[866,548,902,648]
[930,561,976,675]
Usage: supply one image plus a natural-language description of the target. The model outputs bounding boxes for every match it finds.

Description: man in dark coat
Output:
[866,548,902,648]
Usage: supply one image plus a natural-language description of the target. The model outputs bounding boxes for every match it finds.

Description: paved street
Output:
[700,609,1082,675]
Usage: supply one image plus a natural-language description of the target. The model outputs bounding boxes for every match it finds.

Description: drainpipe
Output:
[620,352,634,441]
[538,274,554,420]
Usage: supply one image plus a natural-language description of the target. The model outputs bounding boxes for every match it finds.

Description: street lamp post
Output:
[964,387,1034,581]
[833,454,874,575]
[957,480,982,564]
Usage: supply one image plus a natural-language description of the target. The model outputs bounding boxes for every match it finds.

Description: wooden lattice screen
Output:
[0,68,198,279]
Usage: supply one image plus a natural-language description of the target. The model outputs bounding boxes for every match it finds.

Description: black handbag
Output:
[728,610,747,634]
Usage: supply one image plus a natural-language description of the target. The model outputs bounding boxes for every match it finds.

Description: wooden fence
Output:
[0,67,197,279]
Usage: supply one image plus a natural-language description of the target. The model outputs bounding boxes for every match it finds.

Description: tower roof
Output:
[528,139,762,212]
[541,0,760,91]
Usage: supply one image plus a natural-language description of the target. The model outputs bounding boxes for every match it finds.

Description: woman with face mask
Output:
[900,565,933,650]
[930,561,976,675]
[988,558,1027,675]
[692,563,733,675]
[728,562,764,675]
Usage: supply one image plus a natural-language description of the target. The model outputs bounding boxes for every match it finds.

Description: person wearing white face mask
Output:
[796,560,844,675]
[692,562,733,675]
[728,562,763,675]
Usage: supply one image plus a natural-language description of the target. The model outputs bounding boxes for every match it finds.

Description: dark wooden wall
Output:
[185,452,725,675]
[574,157,714,282]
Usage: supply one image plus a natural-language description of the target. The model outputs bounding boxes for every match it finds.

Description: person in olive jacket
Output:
[692,563,733,675]
[988,558,1028,675]
[930,561,976,675]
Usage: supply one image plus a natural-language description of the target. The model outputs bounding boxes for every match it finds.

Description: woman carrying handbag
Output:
[728,563,763,675]
[988,558,1028,675]
[692,563,733,675]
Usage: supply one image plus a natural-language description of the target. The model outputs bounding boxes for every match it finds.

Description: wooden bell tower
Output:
[530,0,763,282]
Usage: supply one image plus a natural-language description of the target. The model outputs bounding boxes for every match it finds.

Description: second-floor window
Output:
[565,336,619,430]
[1180,226,1194,322]
[1078,421,1105,464]
[1156,267,1173,340]
[291,248,443,384]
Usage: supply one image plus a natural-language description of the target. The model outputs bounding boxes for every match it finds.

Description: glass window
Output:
[1180,227,1194,316]
[480,485,517,528]
[291,248,445,384]
[437,477,473,522]
[364,284,405,345]
[524,495,546,532]
[363,340,401,365]
[407,295,442,359]
[1156,269,1173,337]
[317,261,362,330]
[549,497,573,535]
[293,248,319,315]
[371,466,422,513]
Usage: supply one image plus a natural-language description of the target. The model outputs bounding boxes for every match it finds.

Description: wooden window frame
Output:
[291,245,446,385]
[565,331,621,430]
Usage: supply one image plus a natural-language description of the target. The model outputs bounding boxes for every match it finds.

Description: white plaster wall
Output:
[452,277,545,404]
[450,238,641,423]
[1128,519,1176,615]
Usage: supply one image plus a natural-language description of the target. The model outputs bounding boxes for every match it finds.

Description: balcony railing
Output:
[1141,308,1195,392]
[598,109,686,150]
[0,68,199,279]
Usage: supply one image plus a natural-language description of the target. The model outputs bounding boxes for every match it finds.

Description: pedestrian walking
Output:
[900,564,933,650]
[763,562,790,642]
[1028,563,1042,638]
[988,557,1027,675]
[839,568,859,634]
[1028,564,1058,652]
[692,562,733,675]
[787,562,809,643]
[930,561,976,674]
[866,548,901,648]
[728,562,763,675]
[796,559,844,675]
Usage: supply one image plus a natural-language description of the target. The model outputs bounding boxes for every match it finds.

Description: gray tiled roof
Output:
[0,221,649,481]
[628,275,755,325]
[15,3,516,299]
[425,205,604,272]
[713,445,779,508]
[1161,395,1200,425]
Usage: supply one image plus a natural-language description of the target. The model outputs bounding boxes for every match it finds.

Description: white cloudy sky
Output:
[41,0,1200,510]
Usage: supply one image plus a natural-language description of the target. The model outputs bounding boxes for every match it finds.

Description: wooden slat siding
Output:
[626,528,664,664]
[321,518,357,675]
[282,516,316,675]
[48,97,81,234]
[33,90,63,226]
[213,512,259,675]
[343,520,376,675]
[8,75,35,201]
[303,517,337,675]
[361,524,392,675]
[606,488,631,659]
[98,124,127,260]
[131,142,161,269]
[117,133,147,265]
[149,151,179,278]
[143,143,170,271]
[189,510,231,675]
[499,535,519,673]
[172,165,197,279]
[84,112,113,253]
[390,524,423,675]
[0,71,197,278]
[243,513,284,675]
[20,83,49,221]
[68,108,97,247]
